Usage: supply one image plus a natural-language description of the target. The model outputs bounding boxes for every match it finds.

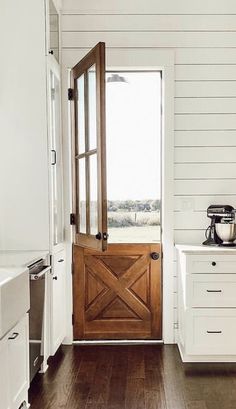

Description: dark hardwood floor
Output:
[29,345,236,409]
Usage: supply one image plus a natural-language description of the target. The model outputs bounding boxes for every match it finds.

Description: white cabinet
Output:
[0,314,29,409]
[0,0,63,253]
[0,336,10,409]
[177,245,236,362]
[47,58,64,251]
[50,250,66,355]
[0,0,49,251]
[8,316,29,409]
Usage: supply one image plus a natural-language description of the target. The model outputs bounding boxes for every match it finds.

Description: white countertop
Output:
[0,250,49,268]
[175,244,236,254]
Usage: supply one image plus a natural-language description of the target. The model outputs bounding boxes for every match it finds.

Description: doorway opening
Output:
[71,44,163,341]
[106,71,162,244]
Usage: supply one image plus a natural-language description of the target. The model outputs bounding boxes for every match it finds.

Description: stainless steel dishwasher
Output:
[28,259,51,382]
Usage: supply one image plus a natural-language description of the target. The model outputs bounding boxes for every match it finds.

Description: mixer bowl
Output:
[215,223,236,244]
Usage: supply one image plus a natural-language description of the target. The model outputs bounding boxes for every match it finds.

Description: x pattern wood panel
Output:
[73,244,161,340]
[85,254,151,321]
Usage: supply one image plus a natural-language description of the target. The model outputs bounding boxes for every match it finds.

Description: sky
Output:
[106,72,162,201]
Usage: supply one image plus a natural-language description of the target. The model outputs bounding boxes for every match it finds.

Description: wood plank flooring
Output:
[29,345,236,409]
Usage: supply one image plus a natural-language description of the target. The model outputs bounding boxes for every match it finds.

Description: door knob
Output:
[150,252,160,260]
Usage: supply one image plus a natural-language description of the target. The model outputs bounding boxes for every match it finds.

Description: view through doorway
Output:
[106,71,162,244]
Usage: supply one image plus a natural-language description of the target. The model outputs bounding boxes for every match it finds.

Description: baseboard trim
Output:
[73,340,164,345]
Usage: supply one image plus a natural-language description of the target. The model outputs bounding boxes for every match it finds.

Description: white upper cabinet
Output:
[0,0,49,251]
[46,0,60,62]
[0,0,64,252]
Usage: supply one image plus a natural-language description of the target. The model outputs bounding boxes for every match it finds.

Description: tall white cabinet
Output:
[0,0,50,251]
[0,0,66,372]
[46,0,67,357]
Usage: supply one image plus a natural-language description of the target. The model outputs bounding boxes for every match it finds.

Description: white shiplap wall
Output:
[61,0,236,339]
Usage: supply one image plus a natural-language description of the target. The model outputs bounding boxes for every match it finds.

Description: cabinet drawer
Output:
[187,274,236,307]
[187,310,236,355]
[186,255,236,274]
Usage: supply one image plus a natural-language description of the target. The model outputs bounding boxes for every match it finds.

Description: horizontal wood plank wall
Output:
[61,0,236,339]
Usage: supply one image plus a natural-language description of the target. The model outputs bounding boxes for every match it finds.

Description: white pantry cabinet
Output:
[0,0,49,251]
[0,0,64,254]
[176,245,236,362]
[50,250,66,355]
[0,314,29,409]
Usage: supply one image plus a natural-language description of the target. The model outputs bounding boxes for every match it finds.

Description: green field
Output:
[108,225,161,243]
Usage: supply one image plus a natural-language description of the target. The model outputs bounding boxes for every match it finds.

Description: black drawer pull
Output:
[207,330,222,334]
[8,332,19,340]
[58,259,64,263]
[53,276,58,280]
[212,262,216,266]
[207,289,222,293]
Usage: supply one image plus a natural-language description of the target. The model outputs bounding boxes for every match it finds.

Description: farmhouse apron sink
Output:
[0,267,29,339]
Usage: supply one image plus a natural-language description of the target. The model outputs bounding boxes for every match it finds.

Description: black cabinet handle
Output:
[212,262,216,266]
[8,332,19,340]
[207,330,222,334]
[207,289,222,293]
[49,50,54,55]
[51,150,56,165]
[58,259,64,263]
[53,276,58,280]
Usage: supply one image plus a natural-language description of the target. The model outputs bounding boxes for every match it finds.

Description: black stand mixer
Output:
[203,205,236,247]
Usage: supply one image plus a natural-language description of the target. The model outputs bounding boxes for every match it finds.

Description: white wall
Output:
[0,0,50,251]
[60,0,236,339]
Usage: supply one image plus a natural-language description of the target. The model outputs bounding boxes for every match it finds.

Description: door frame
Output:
[63,48,175,344]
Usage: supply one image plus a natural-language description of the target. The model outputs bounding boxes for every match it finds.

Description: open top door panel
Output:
[71,42,107,251]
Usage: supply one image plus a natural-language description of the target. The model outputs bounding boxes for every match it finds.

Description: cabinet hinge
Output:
[70,213,76,225]
[72,314,74,326]
[68,88,74,100]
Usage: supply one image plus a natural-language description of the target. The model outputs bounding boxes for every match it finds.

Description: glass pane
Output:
[89,154,98,235]
[78,158,86,233]
[49,0,59,62]
[88,65,97,150]
[77,75,85,154]
[50,71,63,245]
[106,72,161,243]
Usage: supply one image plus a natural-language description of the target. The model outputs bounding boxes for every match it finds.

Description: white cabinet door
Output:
[48,60,64,249]
[8,315,29,409]
[51,250,66,355]
[0,336,10,409]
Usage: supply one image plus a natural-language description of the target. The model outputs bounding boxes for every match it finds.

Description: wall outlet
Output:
[181,198,195,212]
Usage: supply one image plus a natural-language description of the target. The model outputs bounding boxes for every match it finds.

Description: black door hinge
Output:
[70,213,76,225]
[68,88,74,100]
[72,314,74,325]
